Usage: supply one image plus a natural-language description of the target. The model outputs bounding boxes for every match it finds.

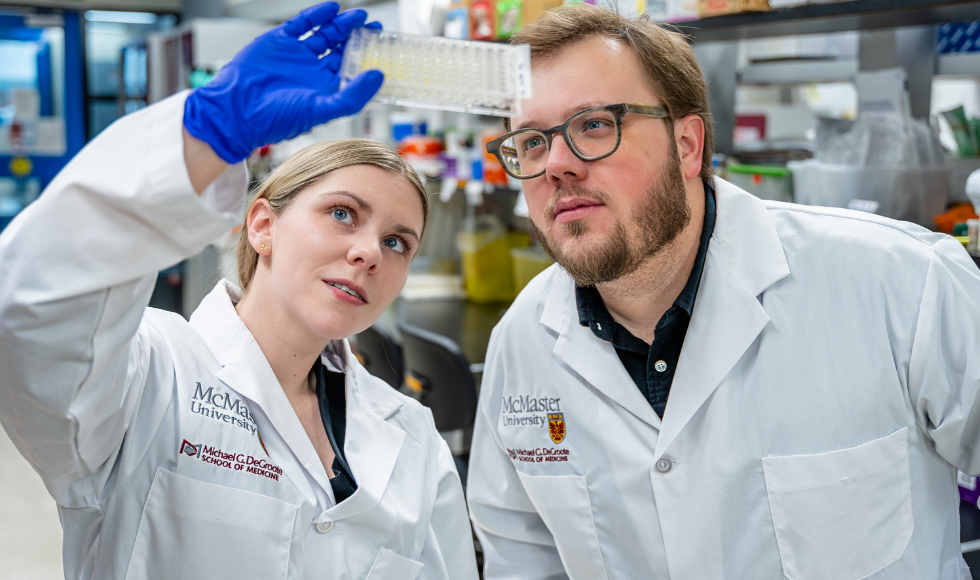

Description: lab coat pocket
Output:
[364,548,424,580]
[763,427,913,580]
[516,472,609,580]
[125,468,297,580]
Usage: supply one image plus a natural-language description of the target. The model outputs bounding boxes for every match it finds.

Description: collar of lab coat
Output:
[189,280,405,517]
[539,178,790,459]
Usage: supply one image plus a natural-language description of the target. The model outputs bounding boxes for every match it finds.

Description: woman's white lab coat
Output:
[0,92,477,580]
[468,178,980,580]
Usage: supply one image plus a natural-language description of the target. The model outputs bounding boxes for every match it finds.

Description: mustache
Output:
[544,185,612,218]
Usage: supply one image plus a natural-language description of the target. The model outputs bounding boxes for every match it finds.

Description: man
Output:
[467,5,980,579]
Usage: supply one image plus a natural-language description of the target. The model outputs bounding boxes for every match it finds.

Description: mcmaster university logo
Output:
[179,440,200,457]
[548,413,566,444]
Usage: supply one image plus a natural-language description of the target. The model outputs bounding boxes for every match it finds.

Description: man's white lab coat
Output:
[0,93,477,580]
[468,177,980,580]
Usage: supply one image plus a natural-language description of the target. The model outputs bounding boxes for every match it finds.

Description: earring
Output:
[259,243,268,251]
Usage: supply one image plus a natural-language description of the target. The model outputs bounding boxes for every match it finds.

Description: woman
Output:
[0,4,477,580]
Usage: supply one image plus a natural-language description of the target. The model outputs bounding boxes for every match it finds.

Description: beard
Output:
[531,146,691,287]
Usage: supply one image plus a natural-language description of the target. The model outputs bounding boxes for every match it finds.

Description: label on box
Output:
[515,44,532,100]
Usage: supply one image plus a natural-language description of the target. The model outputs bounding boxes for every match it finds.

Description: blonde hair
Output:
[509,4,714,181]
[236,139,428,291]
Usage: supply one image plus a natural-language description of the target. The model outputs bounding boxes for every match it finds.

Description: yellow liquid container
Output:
[458,215,517,303]
[511,246,554,294]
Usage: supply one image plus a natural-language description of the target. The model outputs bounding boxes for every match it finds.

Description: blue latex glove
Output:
[184,2,384,164]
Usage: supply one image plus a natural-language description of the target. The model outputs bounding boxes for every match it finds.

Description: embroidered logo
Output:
[500,395,562,429]
[509,447,570,463]
[178,439,282,482]
[190,382,257,435]
[548,413,566,444]
[179,440,200,457]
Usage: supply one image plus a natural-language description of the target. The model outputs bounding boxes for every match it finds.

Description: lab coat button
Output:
[655,458,673,473]
[315,521,334,534]
[655,360,667,372]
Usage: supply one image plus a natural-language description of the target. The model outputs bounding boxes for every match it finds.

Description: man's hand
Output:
[183,2,384,165]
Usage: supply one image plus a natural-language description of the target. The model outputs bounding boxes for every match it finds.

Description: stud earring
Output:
[259,243,268,251]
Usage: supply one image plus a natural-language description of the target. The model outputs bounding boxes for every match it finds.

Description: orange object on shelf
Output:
[934,203,978,234]
[482,131,509,186]
[397,135,442,156]
[697,0,768,17]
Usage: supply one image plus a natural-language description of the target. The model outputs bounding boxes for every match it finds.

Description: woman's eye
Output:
[332,208,353,224]
[383,237,406,254]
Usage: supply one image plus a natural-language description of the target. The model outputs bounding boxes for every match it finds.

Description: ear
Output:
[247,198,275,255]
[673,114,705,181]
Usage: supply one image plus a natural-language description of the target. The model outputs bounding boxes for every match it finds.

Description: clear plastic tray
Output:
[340,28,532,117]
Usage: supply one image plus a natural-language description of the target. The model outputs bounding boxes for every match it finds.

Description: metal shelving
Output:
[936,51,980,75]
[738,51,980,84]
[679,0,980,42]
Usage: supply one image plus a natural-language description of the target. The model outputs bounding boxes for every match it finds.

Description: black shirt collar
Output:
[576,180,716,338]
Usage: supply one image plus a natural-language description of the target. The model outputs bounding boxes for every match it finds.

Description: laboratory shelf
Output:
[679,0,980,42]
[936,51,980,75]
[736,51,980,84]
[739,58,859,83]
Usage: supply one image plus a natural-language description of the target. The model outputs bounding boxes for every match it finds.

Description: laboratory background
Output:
[1,0,980,576]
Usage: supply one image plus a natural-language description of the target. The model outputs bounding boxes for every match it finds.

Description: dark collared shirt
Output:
[314,358,358,503]
[576,181,716,418]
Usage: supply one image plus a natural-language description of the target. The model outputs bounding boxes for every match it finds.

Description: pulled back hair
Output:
[510,4,714,181]
[236,139,428,291]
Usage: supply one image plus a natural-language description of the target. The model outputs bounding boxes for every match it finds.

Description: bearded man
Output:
[467,5,980,580]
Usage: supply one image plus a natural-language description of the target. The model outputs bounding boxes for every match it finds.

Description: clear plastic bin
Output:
[787,160,949,228]
[726,164,793,202]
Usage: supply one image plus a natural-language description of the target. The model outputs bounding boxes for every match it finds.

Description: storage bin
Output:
[726,164,793,203]
[457,216,529,303]
[787,160,949,228]
[511,247,554,294]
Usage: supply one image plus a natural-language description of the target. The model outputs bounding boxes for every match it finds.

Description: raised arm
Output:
[0,1,383,504]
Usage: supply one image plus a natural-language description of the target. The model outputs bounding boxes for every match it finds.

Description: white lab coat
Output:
[468,177,980,580]
[0,92,477,580]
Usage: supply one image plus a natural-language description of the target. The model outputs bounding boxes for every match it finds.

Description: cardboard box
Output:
[523,0,563,25]
[937,21,980,54]
[697,0,768,18]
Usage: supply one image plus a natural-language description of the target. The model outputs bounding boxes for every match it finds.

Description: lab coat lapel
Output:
[192,281,335,502]
[322,344,406,520]
[543,269,663,430]
[215,349,337,499]
[653,178,790,460]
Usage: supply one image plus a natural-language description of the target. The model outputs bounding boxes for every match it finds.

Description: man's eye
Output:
[383,237,406,253]
[332,208,353,224]
[523,138,543,152]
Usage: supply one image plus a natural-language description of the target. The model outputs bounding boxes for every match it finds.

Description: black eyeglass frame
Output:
[486,103,671,180]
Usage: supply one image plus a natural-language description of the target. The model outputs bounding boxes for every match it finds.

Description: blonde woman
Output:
[0,4,477,579]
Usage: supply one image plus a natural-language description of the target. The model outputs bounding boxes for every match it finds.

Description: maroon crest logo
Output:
[548,413,566,444]
[179,440,200,457]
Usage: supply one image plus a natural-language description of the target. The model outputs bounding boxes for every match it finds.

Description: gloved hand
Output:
[183,2,384,164]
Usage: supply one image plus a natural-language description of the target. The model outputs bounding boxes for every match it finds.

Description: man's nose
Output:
[544,133,587,186]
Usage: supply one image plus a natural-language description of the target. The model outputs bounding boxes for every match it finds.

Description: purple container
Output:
[959,471,980,504]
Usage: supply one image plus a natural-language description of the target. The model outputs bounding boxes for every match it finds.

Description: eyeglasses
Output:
[486,103,671,180]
